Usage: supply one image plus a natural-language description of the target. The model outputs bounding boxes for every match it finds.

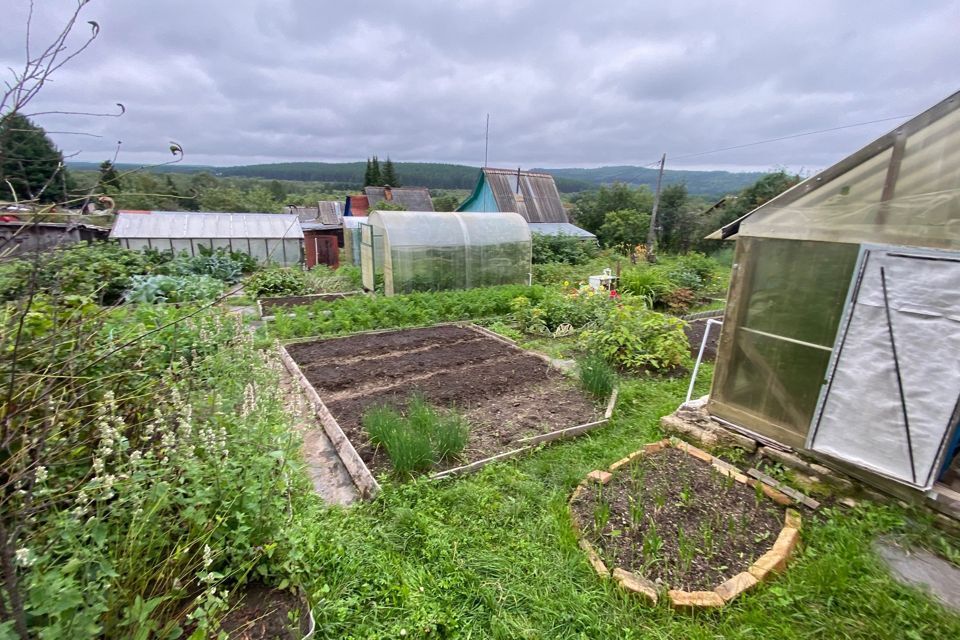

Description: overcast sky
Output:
[3,0,958,173]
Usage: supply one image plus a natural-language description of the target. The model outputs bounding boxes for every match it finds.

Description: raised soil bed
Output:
[258,291,362,317]
[281,324,605,486]
[570,439,801,609]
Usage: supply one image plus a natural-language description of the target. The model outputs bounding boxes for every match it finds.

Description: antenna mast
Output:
[484,113,490,167]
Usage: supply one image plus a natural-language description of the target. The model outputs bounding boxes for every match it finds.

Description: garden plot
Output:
[281,324,603,483]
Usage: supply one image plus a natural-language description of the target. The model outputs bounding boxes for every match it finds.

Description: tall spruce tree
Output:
[370,156,382,186]
[98,160,123,194]
[363,157,374,187]
[382,156,400,187]
[0,113,71,203]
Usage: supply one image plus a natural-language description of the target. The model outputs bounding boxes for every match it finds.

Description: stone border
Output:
[569,437,802,611]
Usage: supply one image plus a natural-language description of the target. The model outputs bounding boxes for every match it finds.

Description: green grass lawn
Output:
[291,366,960,639]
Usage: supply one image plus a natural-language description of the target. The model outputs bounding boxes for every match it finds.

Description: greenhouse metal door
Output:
[808,246,960,489]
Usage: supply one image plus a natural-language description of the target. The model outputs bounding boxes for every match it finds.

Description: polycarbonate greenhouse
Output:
[110,211,304,266]
[360,211,531,296]
[706,90,960,499]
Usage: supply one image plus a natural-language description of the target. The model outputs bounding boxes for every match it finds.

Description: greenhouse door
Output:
[808,246,960,490]
[360,224,375,291]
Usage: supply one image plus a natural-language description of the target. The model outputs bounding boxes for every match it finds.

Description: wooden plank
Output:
[277,345,381,499]
[604,387,619,419]
[516,419,609,446]
[747,468,820,510]
[430,446,532,480]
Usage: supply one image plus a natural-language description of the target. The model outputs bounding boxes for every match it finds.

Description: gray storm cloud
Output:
[2,0,957,171]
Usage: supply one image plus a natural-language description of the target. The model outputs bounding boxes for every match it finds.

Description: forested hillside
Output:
[69,161,769,197]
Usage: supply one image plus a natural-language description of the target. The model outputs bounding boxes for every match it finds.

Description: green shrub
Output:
[244,266,308,297]
[577,353,617,400]
[303,264,360,294]
[532,233,598,265]
[618,267,671,306]
[363,396,469,476]
[582,306,689,372]
[511,288,613,335]
[0,241,154,304]
[485,321,524,342]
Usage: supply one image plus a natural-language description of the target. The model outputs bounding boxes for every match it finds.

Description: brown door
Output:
[314,234,339,269]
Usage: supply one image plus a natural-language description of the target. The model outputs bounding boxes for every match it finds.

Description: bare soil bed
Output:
[683,319,720,362]
[286,325,601,474]
[571,448,783,591]
[217,583,310,639]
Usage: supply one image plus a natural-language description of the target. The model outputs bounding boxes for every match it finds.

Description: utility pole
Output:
[645,153,666,263]
[483,113,490,168]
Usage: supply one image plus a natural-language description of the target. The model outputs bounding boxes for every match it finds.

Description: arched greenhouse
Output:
[360,211,532,295]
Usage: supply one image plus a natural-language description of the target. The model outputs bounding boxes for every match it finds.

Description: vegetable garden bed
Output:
[279,324,608,491]
[570,439,801,609]
[258,291,362,318]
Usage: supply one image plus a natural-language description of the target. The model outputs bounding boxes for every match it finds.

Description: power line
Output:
[640,113,914,167]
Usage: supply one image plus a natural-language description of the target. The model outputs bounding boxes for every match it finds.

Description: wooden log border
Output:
[277,344,381,499]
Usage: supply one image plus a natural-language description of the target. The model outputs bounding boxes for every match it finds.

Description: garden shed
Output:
[111,211,303,266]
[360,210,531,296]
[706,90,960,500]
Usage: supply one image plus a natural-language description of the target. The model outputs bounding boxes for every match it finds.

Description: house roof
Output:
[364,186,434,211]
[461,168,569,223]
[110,211,304,239]
[707,89,960,243]
[528,222,596,239]
[285,202,343,226]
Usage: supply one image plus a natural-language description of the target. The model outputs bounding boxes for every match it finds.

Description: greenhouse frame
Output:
[360,211,532,296]
[707,90,960,499]
[111,211,304,266]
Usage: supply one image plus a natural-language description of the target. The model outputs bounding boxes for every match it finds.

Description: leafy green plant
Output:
[406,394,469,462]
[362,396,470,477]
[124,274,224,303]
[244,266,308,297]
[363,405,434,476]
[593,500,611,533]
[577,353,617,400]
[511,288,612,335]
[642,521,664,561]
[266,284,547,341]
[581,307,690,372]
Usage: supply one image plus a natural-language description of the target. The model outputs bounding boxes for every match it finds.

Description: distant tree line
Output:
[571,171,800,254]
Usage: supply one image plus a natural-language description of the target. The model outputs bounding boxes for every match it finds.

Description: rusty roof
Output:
[364,186,434,211]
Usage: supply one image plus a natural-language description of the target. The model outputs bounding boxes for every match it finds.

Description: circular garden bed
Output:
[570,439,802,610]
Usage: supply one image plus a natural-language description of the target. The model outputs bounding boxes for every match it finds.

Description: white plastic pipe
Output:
[685,318,723,405]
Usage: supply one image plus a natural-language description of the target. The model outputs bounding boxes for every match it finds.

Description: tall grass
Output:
[577,353,617,400]
[362,395,470,477]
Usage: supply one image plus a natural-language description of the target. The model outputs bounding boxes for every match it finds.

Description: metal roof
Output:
[110,211,304,239]
[480,168,569,223]
[364,187,434,211]
[528,222,596,238]
[286,201,344,225]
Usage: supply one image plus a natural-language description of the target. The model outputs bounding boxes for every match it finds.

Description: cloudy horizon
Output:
[2,0,958,174]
